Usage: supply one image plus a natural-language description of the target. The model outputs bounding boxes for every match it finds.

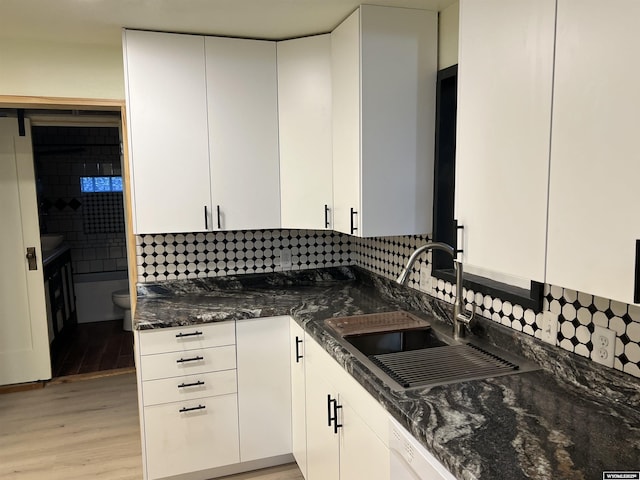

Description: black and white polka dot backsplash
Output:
[136,230,640,379]
[136,229,351,283]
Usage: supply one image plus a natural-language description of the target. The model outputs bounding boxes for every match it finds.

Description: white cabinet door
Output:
[305,337,340,480]
[123,30,211,234]
[278,35,333,230]
[290,319,308,478]
[305,332,390,480]
[144,394,240,480]
[331,9,361,236]
[547,0,640,304]
[236,316,292,462]
[455,0,555,283]
[332,6,437,237]
[339,397,390,480]
[206,37,281,231]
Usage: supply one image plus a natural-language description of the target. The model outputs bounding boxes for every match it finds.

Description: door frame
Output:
[0,95,138,317]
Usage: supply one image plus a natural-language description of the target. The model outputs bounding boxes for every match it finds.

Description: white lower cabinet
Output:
[304,331,390,480]
[136,318,293,480]
[339,396,390,480]
[290,318,308,477]
[136,322,240,480]
[305,365,340,480]
[236,316,292,462]
[144,394,240,480]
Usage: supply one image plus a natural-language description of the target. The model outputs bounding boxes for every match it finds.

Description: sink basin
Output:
[345,328,448,356]
[326,311,539,390]
[40,234,64,251]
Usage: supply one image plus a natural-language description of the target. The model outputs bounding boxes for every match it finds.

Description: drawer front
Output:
[144,394,240,480]
[142,369,237,406]
[140,345,236,381]
[138,321,235,356]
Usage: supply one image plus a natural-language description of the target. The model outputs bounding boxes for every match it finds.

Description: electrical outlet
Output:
[592,325,616,368]
[541,311,559,345]
[419,264,431,292]
[280,248,292,270]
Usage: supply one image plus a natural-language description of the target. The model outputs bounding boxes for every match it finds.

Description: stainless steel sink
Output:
[326,311,540,390]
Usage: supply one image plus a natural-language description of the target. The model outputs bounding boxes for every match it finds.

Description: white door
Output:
[331,8,361,236]
[278,34,333,230]
[547,0,640,304]
[206,36,281,231]
[0,117,51,385]
[236,316,292,462]
[290,319,308,478]
[305,338,340,480]
[455,0,555,283]
[123,30,211,234]
[339,397,390,480]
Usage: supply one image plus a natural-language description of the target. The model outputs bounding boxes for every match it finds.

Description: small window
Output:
[80,176,123,193]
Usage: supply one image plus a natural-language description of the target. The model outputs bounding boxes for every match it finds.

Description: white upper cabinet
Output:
[547,0,640,304]
[123,30,211,234]
[278,35,333,230]
[331,6,437,237]
[206,37,281,231]
[455,0,555,283]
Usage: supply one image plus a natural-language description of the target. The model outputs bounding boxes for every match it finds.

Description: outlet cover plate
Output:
[541,311,559,345]
[280,248,292,270]
[592,325,616,368]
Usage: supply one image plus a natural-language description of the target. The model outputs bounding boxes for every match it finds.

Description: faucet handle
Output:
[457,301,477,328]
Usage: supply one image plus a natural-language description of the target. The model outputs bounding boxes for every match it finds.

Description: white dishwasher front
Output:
[389,417,457,480]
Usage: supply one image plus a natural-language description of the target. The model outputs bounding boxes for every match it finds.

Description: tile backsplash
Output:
[135,229,640,379]
[135,229,351,282]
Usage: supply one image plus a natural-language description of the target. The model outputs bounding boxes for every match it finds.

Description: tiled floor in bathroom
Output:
[52,320,135,378]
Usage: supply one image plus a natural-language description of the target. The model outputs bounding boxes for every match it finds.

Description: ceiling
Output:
[0,0,456,47]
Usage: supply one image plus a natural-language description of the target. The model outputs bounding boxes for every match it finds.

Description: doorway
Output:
[29,111,134,377]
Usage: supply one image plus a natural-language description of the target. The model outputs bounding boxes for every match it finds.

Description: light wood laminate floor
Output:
[0,372,303,480]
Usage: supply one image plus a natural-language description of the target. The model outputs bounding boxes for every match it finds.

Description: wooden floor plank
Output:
[0,372,142,480]
[0,372,304,480]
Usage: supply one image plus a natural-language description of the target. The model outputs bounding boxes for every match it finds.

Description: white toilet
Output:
[112,289,132,331]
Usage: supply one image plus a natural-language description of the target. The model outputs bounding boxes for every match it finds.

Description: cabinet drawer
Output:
[142,369,237,406]
[144,394,240,480]
[138,322,235,356]
[140,345,236,381]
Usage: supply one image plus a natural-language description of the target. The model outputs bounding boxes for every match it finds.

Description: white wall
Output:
[0,37,125,100]
[438,1,459,69]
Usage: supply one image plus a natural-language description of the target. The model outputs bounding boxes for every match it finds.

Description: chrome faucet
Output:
[396,241,475,339]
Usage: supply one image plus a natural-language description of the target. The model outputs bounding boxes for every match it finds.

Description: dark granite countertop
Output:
[135,267,640,479]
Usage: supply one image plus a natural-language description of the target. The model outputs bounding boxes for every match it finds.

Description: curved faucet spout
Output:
[395,242,455,285]
[396,241,474,339]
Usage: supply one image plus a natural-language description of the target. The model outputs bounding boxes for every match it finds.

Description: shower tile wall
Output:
[33,126,127,274]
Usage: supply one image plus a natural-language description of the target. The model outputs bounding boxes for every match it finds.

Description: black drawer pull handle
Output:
[295,336,303,363]
[175,331,203,338]
[178,380,205,388]
[179,404,206,413]
[176,356,204,363]
[324,204,330,228]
